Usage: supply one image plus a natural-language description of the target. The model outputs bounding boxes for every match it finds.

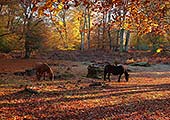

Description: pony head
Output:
[124,71,129,82]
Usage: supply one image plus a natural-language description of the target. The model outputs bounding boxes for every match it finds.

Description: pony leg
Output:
[108,73,111,82]
[124,70,129,82]
[49,72,54,80]
[49,69,54,80]
[104,72,107,81]
[36,72,40,80]
[48,72,52,80]
[43,72,46,80]
[118,73,123,82]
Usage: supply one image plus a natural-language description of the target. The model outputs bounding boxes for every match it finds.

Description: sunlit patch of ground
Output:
[0,59,170,120]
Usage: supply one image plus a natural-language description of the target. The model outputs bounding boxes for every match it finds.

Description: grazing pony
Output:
[35,63,54,80]
[104,64,129,82]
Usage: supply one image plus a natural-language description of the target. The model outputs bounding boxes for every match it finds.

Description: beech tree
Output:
[1,0,169,54]
[19,0,45,58]
[0,1,24,52]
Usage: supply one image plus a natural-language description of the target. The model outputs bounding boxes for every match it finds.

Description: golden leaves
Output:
[58,4,63,9]
[36,0,65,17]
[37,7,44,17]
[32,0,170,36]
[151,23,158,27]
[1,54,170,119]
[58,21,64,26]
[156,48,163,53]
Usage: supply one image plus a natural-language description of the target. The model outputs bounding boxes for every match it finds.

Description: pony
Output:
[35,63,54,80]
[104,64,129,82]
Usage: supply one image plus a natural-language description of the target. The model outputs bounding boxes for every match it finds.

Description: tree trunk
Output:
[102,11,106,49]
[120,28,124,52]
[114,30,119,51]
[63,9,68,48]
[80,31,85,51]
[108,10,112,50]
[136,36,140,50]
[24,36,31,58]
[80,19,85,51]
[24,18,30,58]
[124,30,130,52]
[80,7,87,51]
[97,25,100,49]
[87,5,91,49]
[108,29,112,50]
[24,29,32,58]
[24,46,31,58]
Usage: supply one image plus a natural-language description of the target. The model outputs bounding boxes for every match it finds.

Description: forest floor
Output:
[0,50,170,120]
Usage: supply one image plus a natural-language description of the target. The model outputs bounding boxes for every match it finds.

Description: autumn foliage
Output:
[0,0,169,53]
[0,51,170,119]
[0,1,170,119]
[35,0,170,34]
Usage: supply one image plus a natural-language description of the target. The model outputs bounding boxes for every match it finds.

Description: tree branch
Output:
[0,32,14,37]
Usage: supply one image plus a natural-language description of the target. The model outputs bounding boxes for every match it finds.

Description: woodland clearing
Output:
[0,50,170,120]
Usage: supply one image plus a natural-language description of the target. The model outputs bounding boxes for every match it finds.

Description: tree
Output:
[0,1,24,52]
[124,30,130,52]
[19,0,44,58]
[34,0,170,52]
[87,3,91,49]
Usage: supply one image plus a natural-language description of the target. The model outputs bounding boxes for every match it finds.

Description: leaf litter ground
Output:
[0,52,170,120]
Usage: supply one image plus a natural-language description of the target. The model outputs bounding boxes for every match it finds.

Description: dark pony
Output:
[104,64,129,82]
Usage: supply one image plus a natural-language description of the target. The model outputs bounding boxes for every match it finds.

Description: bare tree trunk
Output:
[136,35,140,50]
[124,30,130,52]
[107,10,112,50]
[24,30,31,58]
[80,7,87,51]
[63,9,68,48]
[22,1,33,59]
[25,37,31,58]
[80,19,84,51]
[87,5,91,49]
[24,20,32,58]
[114,30,119,51]
[119,2,127,52]
[24,17,30,58]
[97,25,100,49]
[102,11,106,49]
[119,28,124,52]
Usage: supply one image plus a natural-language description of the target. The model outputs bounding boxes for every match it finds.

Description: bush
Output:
[0,40,12,53]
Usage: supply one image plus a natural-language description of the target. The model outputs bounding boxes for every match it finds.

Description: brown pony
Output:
[35,63,54,80]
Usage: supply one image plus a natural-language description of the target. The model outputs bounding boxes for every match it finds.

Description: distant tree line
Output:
[0,0,169,58]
